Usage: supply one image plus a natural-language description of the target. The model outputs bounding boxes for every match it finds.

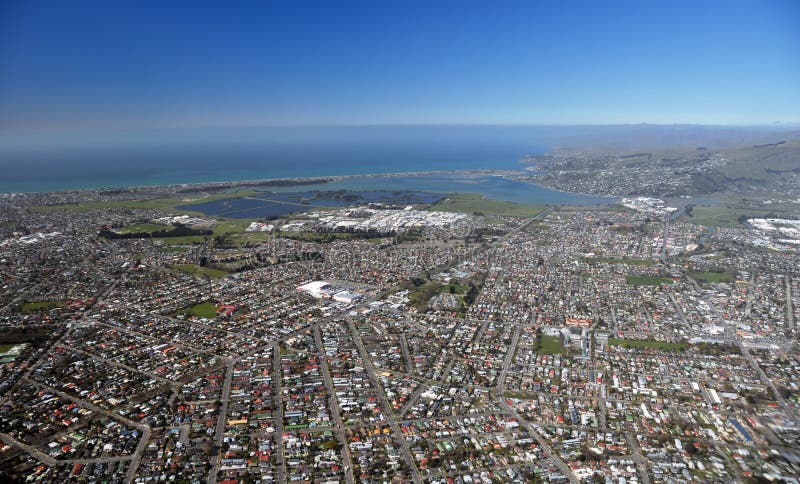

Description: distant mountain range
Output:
[529,124,800,153]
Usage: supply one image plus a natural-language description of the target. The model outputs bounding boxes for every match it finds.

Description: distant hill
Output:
[517,127,800,200]
[535,124,800,153]
[720,140,800,182]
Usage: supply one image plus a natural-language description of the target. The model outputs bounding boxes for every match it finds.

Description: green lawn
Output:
[154,219,252,244]
[429,193,547,217]
[626,275,675,286]
[154,235,209,244]
[691,271,734,284]
[537,335,564,355]
[171,264,229,279]
[30,190,260,214]
[608,338,686,351]
[687,206,750,228]
[21,300,62,312]
[159,246,190,253]
[0,344,16,354]
[604,204,637,213]
[407,281,469,311]
[177,301,219,319]
[687,203,800,228]
[116,223,170,234]
[586,257,654,266]
[408,281,442,310]
[212,219,253,234]
[503,391,538,400]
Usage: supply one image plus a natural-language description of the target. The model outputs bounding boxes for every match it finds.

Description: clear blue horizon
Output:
[1,0,799,148]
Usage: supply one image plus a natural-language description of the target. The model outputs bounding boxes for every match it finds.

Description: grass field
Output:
[154,235,209,245]
[116,223,170,234]
[177,301,219,319]
[586,257,654,266]
[608,338,686,351]
[687,206,752,228]
[154,218,255,245]
[159,246,190,253]
[604,204,636,213]
[171,264,229,279]
[408,281,442,310]
[407,281,469,311]
[687,203,800,228]
[429,193,547,217]
[30,190,259,214]
[21,300,62,312]
[691,271,734,283]
[0,344,16,354]
[503,391,538,400]
[212,219,253,234]
[537,335,564,355]
[626,275,675,286]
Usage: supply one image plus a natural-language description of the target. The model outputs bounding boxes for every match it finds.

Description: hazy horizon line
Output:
[3,121,800,132]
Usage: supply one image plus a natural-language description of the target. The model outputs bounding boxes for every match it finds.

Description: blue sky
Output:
[1,0,798,137]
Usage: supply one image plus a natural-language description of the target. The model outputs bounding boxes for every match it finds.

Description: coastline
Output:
[0,168,527,196]
[511,176,621,202]
[5,168,622,211]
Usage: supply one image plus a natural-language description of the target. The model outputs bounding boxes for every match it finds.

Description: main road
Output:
[345,315,423,483]
[206,359,234,484]
[313,325,356,484]
[494,320,578,483]
[625,432,652,484]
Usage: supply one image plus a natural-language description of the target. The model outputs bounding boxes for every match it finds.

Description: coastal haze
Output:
[0,125,550,193]
[1,1,800,484]
[2,123,797,193]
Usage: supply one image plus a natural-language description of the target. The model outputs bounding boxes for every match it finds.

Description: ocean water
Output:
[0,126,549,193]
[311,173,614,205]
